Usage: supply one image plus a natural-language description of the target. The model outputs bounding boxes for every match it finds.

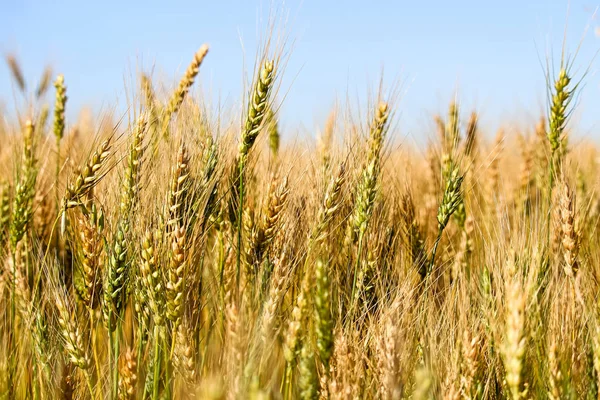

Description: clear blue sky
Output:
[2,1,600,143]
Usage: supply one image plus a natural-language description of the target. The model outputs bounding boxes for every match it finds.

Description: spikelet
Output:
[162,44,209,135]
[351,102,390,238]
[437,166,464,231]
[9,240,51,377]
[400,190,427,278]
[133,269,150,343]
[424,146,440,224]
[486,129,504,212]
[314,259,333,367]
[33,189,53,242]
[318,109,336,169]
[229,59,276,236]
[551,189,563,256]
[238,59,276,158]
[64,137,112,210]
[241,176,288,293]
[102,120,147,327]
[354,242,379,308]
[434,114,446,146]
[120,114,147,217]
[260,251,288,344]
[298,341,318,400]
[166,225,187,327]
[502,258,527,400]
[242,207,257,283]
[20,119,36,180]
[0,181,11,236]
[311,162,345,246]
[141,73,158,112]
[103,223,129,328]
[32,307,50,375]
[548,68,572,153]
[75,208,103,309]
[255,175,289,264]
[118,347,137,400]
[559,182,580,277]
[55,292,91,370]
[284,272,311,363]
[167,144,190,233]
[198,138,219,226]
[442,102,460,173]
[11,120,37,249]
[37,103,50,133]
[141,73,162,151]
[174,323,196,382]
[376,309,401,400]
[10,241,31,321]
[464,111,478,158]
[446,102,460,147]
[266,107,280,158]
[368,102,390,163]
[328,329,364,399]
[452,216,474,281]
[53,74,67,141]
[533,116,549,190]
[225,299,244,399]
[547,339,563,400]
[103,117,146,322]
[36,66,53,98]
[518,135,534,211]
[351,158,379,239]
[140,230,165,326]
[5,54,25,92]
[459,330,480,399]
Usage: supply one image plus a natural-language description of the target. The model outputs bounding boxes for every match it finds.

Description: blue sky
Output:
[2,1,600,144]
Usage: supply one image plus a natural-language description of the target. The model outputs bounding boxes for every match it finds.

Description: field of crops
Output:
[0,28,598,399]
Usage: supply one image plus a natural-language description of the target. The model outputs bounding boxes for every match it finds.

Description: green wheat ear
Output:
[239,59,276,159]
[352,101,390,238]
[548,68,571,153]
[11,120,37,250]
[298,341,318,400]
[429,164,464,275]
[53,74,67,141]
[314,259,333,367]
[437,166,464,231]
[0,182,10,238]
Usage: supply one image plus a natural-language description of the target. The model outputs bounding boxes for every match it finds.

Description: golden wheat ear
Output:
[559,181,580,277]
[63,137,112,210]
[5,54,26,93]
[36,65,53,99]
[118,347,138,400]
[162,44,209,137]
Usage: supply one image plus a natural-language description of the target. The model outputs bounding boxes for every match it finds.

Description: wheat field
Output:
[0,30,598,400]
